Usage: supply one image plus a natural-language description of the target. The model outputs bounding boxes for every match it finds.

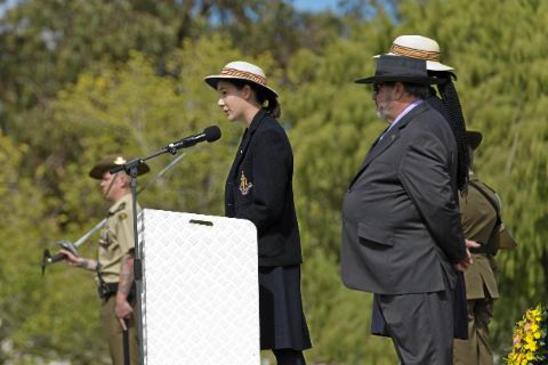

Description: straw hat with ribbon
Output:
[204,61,278,99]
[375,35,454,72]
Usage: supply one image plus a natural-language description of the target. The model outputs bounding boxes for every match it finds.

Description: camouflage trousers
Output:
[453,298,495,365]
[100,295,139,365]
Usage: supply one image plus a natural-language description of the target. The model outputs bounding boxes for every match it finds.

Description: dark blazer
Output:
[341,102,466,295]
[225,109,302,267]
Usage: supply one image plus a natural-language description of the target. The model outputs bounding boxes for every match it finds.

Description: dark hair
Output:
[228,79,281,118]
[426,71,470,191]
[467,145,475,170]
[402,83,431,99]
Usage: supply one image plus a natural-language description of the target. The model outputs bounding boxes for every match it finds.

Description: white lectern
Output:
[140,209,259,365]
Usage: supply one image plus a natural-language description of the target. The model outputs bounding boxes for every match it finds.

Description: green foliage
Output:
[0,0,545,364]
[0,0,178,122]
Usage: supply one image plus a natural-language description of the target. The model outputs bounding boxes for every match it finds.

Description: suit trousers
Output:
[100,295,139,365]
[376,287,454,365]
[453,298,495,365]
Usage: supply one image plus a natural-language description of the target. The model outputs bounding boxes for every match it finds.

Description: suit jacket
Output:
[225,109,302,267]
[341,102,466,295]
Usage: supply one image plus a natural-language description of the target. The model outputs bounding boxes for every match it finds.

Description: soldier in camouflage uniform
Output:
[453,131,517,365]
[61,155,149,365]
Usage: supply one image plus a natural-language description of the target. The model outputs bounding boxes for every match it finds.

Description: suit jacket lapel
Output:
[349,103,428,188]
[348,131,399,188]
[229,109,266,180]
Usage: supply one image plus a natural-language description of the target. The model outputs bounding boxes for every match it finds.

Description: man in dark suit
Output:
[341,55,473,364]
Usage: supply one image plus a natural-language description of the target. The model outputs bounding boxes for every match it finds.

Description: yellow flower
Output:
[524,338,537,351]
[513,333,522,346]
[506,304,547,365]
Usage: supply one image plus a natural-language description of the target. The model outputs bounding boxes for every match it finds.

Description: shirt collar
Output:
[386,99,423,133]
[108,193,132,215]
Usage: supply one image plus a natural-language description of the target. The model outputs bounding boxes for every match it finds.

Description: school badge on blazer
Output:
[239,171,253,195]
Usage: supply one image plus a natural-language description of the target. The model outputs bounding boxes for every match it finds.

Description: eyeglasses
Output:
[372,82,394,94]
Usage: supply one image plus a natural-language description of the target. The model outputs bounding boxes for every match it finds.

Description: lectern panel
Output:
[141,209,259,365]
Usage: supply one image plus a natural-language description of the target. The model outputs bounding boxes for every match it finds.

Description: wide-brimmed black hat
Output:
[355,55,440,85]
[465,131,483,150]
[89,155,150,179]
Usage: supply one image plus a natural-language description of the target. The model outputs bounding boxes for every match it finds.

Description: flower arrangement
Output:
[507,304,547,365]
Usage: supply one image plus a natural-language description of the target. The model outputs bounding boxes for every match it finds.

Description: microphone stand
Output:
[109,143,182,365]
[40,153,186,274]
[43,125,220,362]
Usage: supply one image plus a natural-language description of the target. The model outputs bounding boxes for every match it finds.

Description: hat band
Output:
[390,44,440,62]
[221,68,268,86]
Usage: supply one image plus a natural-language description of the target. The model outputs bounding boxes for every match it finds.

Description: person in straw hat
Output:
[380,35,514,364]
[453,131,517,365]
[341,55,475,364]
[61,155,149,365]
[378,35,470,192]
[204,61,311,364]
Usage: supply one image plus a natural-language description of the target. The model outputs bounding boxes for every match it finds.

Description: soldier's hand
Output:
[59,249,82,266]
[465,239,481,250]
[454,240,481,271]
[464,239,480,265]
[115,299,133,322]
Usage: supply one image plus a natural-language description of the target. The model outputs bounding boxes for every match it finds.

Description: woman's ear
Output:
[242,84,254,101]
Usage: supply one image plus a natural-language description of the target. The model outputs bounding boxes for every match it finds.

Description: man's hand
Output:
[115,253,135,330]
[59,249,96,270]
[454,239,481,272]
[115,295,133,330]
[59,249,83,267]
[59,249,82,266]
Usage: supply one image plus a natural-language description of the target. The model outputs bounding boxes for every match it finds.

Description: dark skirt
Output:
[258,265,312,350]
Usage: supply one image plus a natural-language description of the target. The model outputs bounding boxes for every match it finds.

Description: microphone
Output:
[166,126,222,151]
